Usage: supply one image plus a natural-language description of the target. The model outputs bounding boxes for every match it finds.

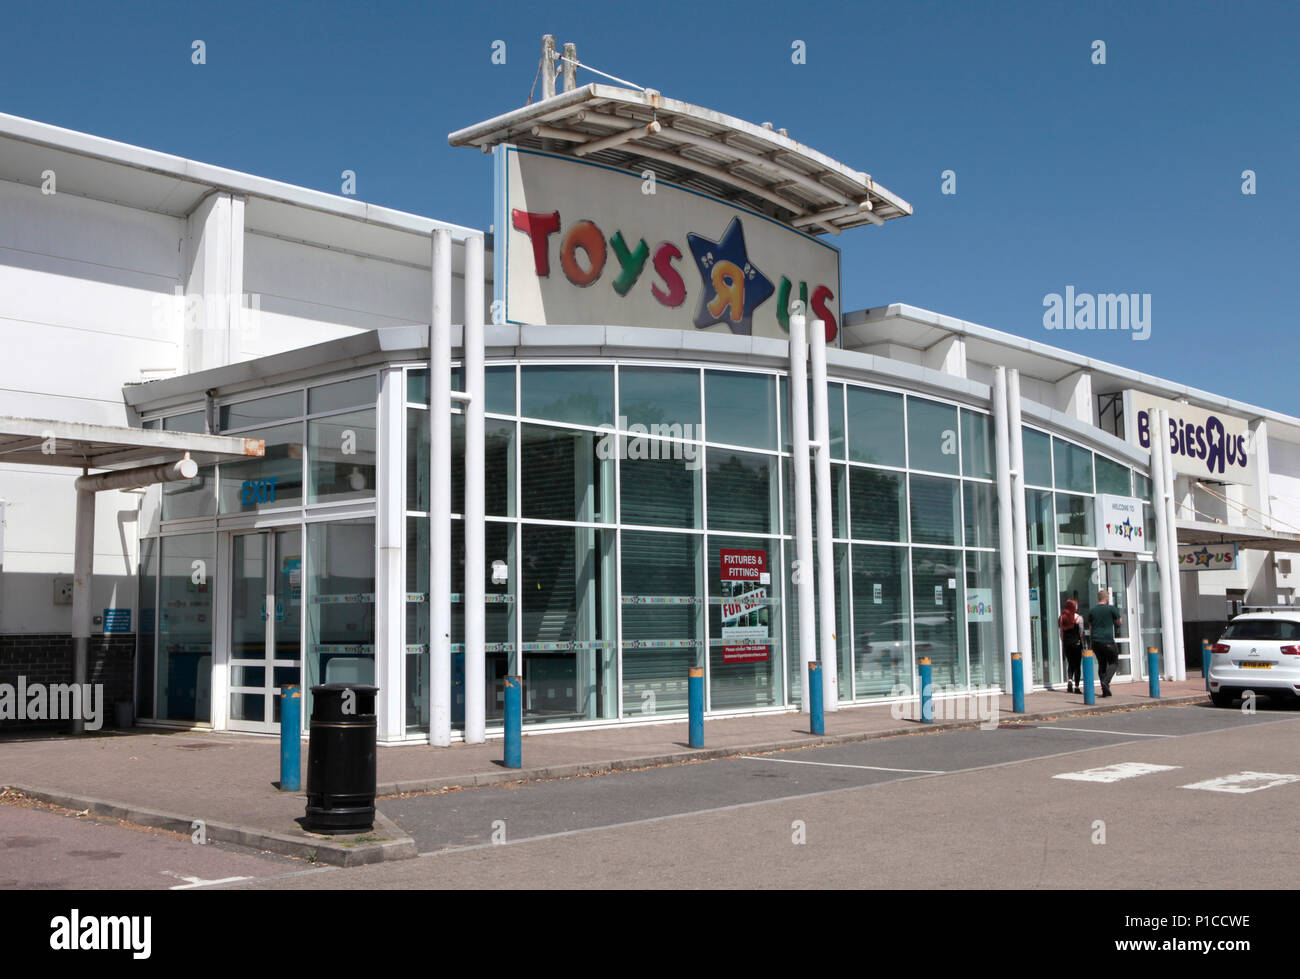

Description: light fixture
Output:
[348,467,366,492]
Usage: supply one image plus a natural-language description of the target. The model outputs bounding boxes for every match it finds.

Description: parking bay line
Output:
[1040,726,1175,738]
[738,755,946,775]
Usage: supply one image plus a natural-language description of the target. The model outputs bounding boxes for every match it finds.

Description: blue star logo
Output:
[1194,547,1213,568]
[686,217,774,335]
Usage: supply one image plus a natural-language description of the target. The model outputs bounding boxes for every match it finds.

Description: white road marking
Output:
[1053,762,1181,783]
[738,756,945,775]
[1181,771,1300,794]
[161,871,251,889]
[1044,726,1174,738]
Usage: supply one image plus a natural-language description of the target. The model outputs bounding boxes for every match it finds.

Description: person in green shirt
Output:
[1086,589,1123,697]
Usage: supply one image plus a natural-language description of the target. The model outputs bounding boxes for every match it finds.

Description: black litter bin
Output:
[304,683,378,834]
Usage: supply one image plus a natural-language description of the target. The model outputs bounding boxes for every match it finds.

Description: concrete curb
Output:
[6,784,418,868]
[379,693,1211,796]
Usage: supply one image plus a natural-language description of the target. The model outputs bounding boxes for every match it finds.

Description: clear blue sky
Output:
[3,1,1296,411]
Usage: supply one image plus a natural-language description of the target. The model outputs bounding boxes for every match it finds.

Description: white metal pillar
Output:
[70,486,95,735]
[429,229,453,746]
[1007,370,1033,684]
[789,312,816,713]
[809,316,838,709]
[1149,430,1178,681]
[463,233,487,744]
[1158,409,1187,680]
[992,367,1019,687]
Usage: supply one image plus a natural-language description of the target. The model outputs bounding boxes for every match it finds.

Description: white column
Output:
[463,234,486,743]
[789,312,816,713]
[182,192,246,373]
[809,317,838,710]
[376,368,405,742]
[992,368,1018,688]
[1158,409,1187,681]
[70,486,95,735]
[1007,370,1033,684]
[1149,429,1178,681]
[429,230,453,746]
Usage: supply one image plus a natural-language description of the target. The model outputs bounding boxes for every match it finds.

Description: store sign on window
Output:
[497,147,842,343]
[1124,390,1255,485]
[719,548,770,664]
[1094,494,1145,553]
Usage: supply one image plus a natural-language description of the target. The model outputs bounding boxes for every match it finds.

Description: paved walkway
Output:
[0,678,1210,866]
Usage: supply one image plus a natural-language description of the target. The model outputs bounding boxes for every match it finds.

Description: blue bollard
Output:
[1202,639,1211,692]
[1148,647,1160,698]
[1082,650,1096,706]
[688,666,704,748]
[1011,652,1025,714]
[809,661,825,735]
[279,684,301,792]
[918,657,933,723]
[504,675,522,769]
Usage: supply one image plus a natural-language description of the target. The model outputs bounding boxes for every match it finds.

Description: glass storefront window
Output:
[305,520,376,720]
[908,397,960,475]
[965,550,1003,688]
[1026,488,1055,551]
[219,422,304,513]
[136,538,157,719]
[220,392,300,431]
[621,448,702,529]
[309,375,376,414]
[780,380,845,460]
[521,424,613,523]
[1028,554,1060,686]
[619,366,700,431]
[621,530,702,716]
[521,524,616,723]
[852,544,910,698]
[849,467,906,542]
[1023,428,1053,487]
[784,538,851,705]
[521,365,613,428]
[961,410,994,480]
[1139,561,1163,677]
[1094,456,1132,496]
[162,467,216,520]
[706,371,776,449]
[783,458,846,539]
[1053,438,1093,493]
[308,409,377,503]
[963,481,999,549]
[846,387,904,467]
[155,532,213,722]
[910,474,960,546]
[912,547,965,688]
[163,411,206,434]
[707,535,783,710]
[706,447,777,534]
[1055,492,1095,547]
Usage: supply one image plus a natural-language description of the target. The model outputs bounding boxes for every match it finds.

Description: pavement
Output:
[0,677,1211,867]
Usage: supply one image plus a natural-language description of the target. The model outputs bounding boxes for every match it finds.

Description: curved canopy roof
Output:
[449,84,912,236]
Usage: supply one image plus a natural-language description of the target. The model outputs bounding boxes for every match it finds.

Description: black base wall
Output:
[0,633,135,731]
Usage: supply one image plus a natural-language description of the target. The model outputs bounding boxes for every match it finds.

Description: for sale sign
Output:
[719,548,770,663]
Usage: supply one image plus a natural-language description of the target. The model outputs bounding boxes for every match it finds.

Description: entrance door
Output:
[1104,559,1134,680]
[229,529,302,733]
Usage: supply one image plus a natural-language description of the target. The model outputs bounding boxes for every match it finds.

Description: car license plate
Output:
[1239,662,1272,669]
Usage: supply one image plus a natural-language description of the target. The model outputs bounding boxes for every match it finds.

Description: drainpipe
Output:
[71,456,198,734]
[809,316,838,710]
[788,311,816,713]
[1007,370,1032,685]
[992,368,1019,689]
[1149,426,1178,681]
[463,233,486,744]
[430,229,453,746]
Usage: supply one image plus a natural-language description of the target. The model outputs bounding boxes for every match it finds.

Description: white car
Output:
[1207,611,1300,707]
